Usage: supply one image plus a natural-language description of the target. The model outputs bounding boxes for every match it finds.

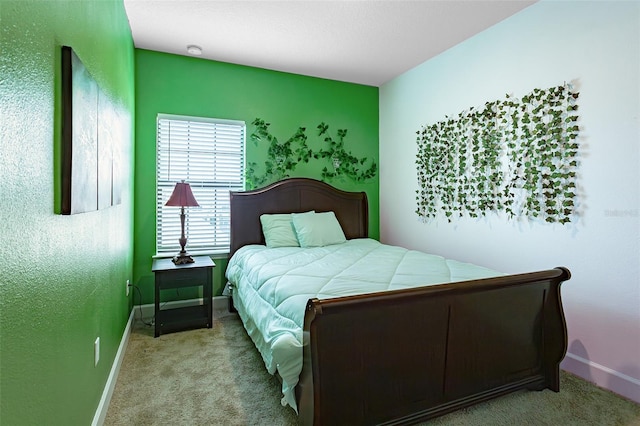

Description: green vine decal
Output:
[416,83,580,224]
[246,118,377,189]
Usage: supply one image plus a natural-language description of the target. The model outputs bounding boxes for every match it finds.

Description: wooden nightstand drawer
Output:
[156,267,208,289]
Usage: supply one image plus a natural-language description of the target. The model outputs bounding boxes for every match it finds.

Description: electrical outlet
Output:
[94,337,100,366]
[126,279,130,296]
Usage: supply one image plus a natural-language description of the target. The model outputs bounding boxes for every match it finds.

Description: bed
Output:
[226,177,570,425]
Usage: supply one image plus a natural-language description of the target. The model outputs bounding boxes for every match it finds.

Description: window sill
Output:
[153,250,230,260]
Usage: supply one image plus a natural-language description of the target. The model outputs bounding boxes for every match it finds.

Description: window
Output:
[156,114,245,255]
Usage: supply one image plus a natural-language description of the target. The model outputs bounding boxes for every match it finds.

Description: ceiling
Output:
[124,0,536,87]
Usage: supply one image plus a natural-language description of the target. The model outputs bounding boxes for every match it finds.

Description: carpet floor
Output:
[105,314,640,425]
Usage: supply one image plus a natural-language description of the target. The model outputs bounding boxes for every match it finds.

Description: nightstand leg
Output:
[154,276,161,337]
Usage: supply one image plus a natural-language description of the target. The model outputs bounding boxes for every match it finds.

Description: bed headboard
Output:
[229,178,368,257]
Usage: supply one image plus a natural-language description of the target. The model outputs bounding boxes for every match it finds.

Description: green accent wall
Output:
[0,0,134,424]
[134,49,379,303]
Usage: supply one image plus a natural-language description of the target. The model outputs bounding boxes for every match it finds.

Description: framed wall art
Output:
[61,45,121,214]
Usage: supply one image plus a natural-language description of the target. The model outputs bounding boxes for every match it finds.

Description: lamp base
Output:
[172,252,195,265]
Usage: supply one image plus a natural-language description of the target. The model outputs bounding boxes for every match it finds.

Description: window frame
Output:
[155,113,246,257]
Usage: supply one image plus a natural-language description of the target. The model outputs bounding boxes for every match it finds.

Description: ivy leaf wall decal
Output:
[246,118,377,189]
[415,83,580,224]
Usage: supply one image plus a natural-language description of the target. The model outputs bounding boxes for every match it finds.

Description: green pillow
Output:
[292,211,346,248]
[260,212,314,247]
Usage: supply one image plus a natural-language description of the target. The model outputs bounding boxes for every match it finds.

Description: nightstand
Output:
[152,255,215,337]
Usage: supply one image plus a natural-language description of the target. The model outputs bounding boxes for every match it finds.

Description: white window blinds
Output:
[156,114,245,255]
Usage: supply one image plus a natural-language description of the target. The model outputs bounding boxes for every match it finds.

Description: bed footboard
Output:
[297,267,570,425]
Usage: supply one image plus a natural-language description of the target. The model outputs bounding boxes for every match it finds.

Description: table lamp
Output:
[165,180,200,264]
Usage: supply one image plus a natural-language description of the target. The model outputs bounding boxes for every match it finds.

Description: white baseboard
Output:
[562,352,640,403]
[92,309,135,426]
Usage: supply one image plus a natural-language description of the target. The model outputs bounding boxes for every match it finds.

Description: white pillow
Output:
[260,212,314,247]
[292,211,347,247]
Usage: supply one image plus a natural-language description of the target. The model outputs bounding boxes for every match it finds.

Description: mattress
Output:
[225,238,503,411]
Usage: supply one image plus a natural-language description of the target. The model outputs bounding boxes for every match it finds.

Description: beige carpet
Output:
[105,314,640,425]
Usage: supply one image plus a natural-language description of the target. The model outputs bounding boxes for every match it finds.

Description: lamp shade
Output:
[165,181,199,207]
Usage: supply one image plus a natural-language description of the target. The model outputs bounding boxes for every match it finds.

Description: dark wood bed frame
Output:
[229,177,571,426]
